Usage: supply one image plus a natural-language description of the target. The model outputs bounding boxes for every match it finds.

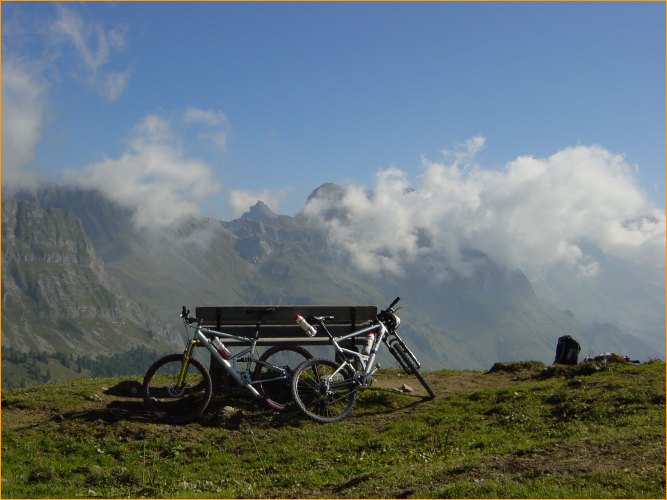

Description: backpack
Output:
[554,335,581,365]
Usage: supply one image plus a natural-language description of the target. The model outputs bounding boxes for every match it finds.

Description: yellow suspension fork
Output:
[176,339,199,388]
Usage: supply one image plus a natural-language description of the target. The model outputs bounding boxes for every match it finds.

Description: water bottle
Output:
[295,315,317,337]
[211,337,231,360]
[362,332,375,355]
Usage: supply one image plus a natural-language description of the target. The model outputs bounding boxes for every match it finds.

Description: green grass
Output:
[2,361,665,498]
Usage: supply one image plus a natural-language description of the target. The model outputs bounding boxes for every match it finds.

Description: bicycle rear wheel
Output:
[142,354,212,424]
[291,358,357,423]
[253,344,312,411]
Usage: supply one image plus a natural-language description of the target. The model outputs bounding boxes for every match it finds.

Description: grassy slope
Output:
[1,361,665,498]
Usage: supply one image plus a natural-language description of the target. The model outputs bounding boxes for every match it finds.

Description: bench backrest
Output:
[195,305,378,345]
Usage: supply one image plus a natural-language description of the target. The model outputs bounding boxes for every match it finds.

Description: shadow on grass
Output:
[353,387,434,418]
[35,379,434,429]
[47,380,154,425]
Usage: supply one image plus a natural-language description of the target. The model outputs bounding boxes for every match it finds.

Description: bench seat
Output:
[195,305,379,346]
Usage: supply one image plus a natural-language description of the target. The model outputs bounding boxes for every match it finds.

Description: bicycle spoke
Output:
[291,358,357,423]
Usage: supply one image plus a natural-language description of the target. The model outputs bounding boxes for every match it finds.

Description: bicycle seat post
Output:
[312,316,334,339]
[254,317,261,340]
[248,307,276,340]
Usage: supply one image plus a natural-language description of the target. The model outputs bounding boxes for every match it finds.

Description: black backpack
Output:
[554,335,581,365]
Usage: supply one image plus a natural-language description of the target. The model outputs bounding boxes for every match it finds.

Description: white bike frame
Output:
[316,320,390,384]
[182,322,294,400]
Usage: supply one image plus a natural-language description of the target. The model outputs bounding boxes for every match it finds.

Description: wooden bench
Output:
[195,305,378,392]
[194,305,378,346]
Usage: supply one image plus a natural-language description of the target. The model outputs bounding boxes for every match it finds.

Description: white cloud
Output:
[184,108,227,127]
[2,5,133,191]
[101,71,131,102]
[2,58,49,190]
[184,107,230,148]
[229,188,290,218]
[304,140,665,282]
[65,114,221,229]
[53,5,130,101]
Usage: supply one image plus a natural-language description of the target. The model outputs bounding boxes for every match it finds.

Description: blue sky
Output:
[3,2,665,219]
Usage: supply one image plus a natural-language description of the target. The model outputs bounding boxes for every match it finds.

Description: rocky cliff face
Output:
[2,197,178,356]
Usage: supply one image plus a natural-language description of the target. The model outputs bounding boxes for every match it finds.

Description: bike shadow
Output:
[52,380,155,424]
[51,381,432,428]
[352,387,434,417]
[199,386,435,428]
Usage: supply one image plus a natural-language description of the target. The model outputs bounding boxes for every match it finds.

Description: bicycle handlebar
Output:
[377,296,401,328]
[387,296,401,311]
[180,305,200,325]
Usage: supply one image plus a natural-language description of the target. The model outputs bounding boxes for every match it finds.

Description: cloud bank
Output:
[2,58,50,190]
[66,114,221,229]
[303,138,665,282]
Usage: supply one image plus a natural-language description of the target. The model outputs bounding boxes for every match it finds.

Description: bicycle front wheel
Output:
[291,358,357,423]
[142,354,212,424]
[253,344,312,411]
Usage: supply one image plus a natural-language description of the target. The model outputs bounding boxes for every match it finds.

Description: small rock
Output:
[222,406,238,416]
[401,384,414,393]
[87,394,103,403]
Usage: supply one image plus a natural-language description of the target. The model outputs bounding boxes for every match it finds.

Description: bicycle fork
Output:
[175,338,199,389]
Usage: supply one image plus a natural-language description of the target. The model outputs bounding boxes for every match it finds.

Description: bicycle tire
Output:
[291,358,357,423]
[253,344,313,411]
[142,354,212,425]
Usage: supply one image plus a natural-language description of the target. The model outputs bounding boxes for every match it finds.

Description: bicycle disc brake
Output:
[167,386,186,397]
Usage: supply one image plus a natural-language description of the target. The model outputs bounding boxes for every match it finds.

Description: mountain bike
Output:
[142,306,312,424]
[290,297,435,423]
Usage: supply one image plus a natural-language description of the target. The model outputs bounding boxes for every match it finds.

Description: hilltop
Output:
[2,360,664,498]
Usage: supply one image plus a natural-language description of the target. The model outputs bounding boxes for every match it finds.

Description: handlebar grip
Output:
[388,296,401,310]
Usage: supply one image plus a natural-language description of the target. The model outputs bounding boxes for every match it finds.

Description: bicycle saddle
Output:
[310,315,335,323]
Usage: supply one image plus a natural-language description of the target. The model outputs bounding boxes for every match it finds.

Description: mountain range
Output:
[2,184,662,387]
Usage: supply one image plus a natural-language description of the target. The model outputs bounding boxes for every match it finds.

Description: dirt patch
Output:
[370,367,535,399]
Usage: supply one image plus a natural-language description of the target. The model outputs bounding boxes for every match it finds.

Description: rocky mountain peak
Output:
[306,183,344,203]
[240,201,279,222]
